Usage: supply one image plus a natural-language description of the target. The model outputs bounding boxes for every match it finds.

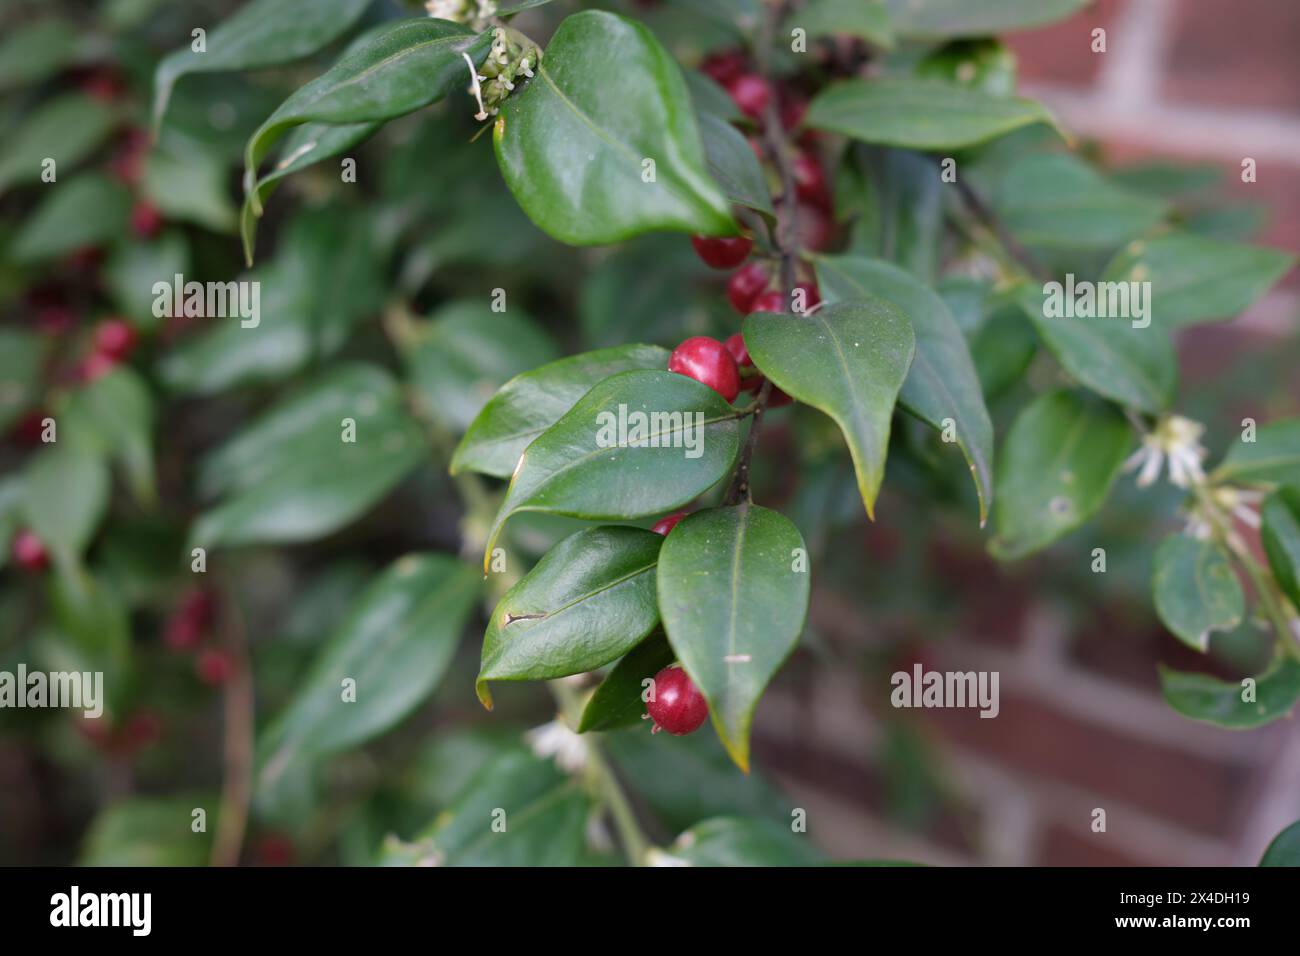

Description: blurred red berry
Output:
[10,409,49,447]
[35,305,75,336]
[668,336,740,402]
[691,234,753,269]
[780,95,809,132]
[792,151,829,206]
[796,201,834,252]
[78,352,117,383]
[651,511,688,536]
[196,648,235,686]
[750,289,787,314]
[81,68,124,102]
[723,332,751,368]
[726,73,772,121]
[700,48,747,86]
[94,319,137,361]
[126,711,163,749]
[11,529,50,572]
[130,200,163,238]
[726,262,770,314]
[253,834,295,866]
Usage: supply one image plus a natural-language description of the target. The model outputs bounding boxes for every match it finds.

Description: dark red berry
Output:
[196,648,234,686]
[651,511,688,536]
[10,409,49,447]
[78,352,116,383]
[81,68,124,103]
[126,710,163,749]
[646,665,709,736]
[66,245,105,274]
[691,234,753,270]
[726,262,770,314]
[130,200,163,238]
[723,332,751,368]
[793,281,821,314]
[727,73,772,121]
[253,834,295,866]
[164,590,215,651]
[750,289,787,314]
[35,305,75,336]
[668,336,740,402]
[700,48,747,86]
[792,151,828,205]
[780,95,809,132]
[768,385,794,408]
[796,201,834,252]
[11,529,50,572]
[94,318,137,361]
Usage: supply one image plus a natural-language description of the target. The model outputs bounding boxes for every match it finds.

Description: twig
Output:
[951,176,1051,283]
[210,597,254,867]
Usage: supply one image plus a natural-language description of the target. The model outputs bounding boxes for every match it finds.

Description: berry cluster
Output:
[165,589,236,686]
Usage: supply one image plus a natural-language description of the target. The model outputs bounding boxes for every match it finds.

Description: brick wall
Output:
[755,0,1300,866]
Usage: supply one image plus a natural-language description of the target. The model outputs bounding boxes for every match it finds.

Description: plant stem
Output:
[210,594,254,867]
[951,175,1051,283]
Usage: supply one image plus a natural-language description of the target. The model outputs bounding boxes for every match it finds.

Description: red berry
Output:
[11,529,50,572]
[723,332,751,368]
[130,200,163,238]
[750,289,787,314]
[691,234,753,270]
[780,95,809,132]
[767,385,794,408]
[78,352,117,383]
[700,48,747,86]
[35,305,75,336]
[94,319,137,361]
[727,73,772,121]
[796,201,834,252]
[253,834,295,866]
[793,281,821,314]
[10,409,49,447]
[668,336,740,402]
[651,511,688,536]
[196,648,234,686]
[792,151,828,205]
[81,68,124,102]
[726,262,770,314]
[646,665,709,735]
[66,245,105,274]
[126,711,163,749]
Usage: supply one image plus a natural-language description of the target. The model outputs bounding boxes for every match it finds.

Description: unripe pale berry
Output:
[651,511,688,536]
[646,665,709,735]
[691,234,753,270]
[726,262,770,314]
[668,336,740,402]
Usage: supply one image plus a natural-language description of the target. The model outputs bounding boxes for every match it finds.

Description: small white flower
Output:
[646,847,693,867]
[462,52,489,121]
[1124,415,1207,489]
[1215,486,1264,528]
[525,719,588,774]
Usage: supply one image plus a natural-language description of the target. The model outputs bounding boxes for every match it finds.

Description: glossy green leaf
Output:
[1015,281,1176,414]
[1151,533,1244,652]
[1261,487,1300,610]
[685,70,743,123]
[0,19,82,91]
[153,0,374,130]
[493,10,735,245]
[1159,656,1300,729]
[815,256,993,523]
[259,554,479,785]
[482,369,742,570]
[20,447,110,574]
[1260,820,1300,867]
[1216,418,1300,489]
[884,0,1087,38]
[0,329,46,432]
[789,0,894,48]
[10,173,131,263]
[478,526,663,707]
[657,505,810,772]
[665,817,821,866]
[699,112,775,220]
[60,368,156,506]
[142,146,238,233]
[806,78,1060,151]
[1101,233,1295,328]
[192,363,425,548]
[578,631,676,733]
[243,18,491,262]
[453,344,670,478]
[744,300,915,518]
[0,94,117,194]
[397,301,558,434]
[994,153,1167,249]
[990,391,1132,560]
[843,147,943,281]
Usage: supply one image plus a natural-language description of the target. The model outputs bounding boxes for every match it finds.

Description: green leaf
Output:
[743,300,915,518]
[482,369,742,570]
[1159,656,1300,730]
[478,527,662,706]
[493,10,735,245]
[1261,487,1300,610]
[699,112,775,220]
[994,153,1168,249]
[1101,233,1295,328]
[0,94,118,194]
[21,446,110,574]
[0,329,46,432]
[990,391,1132,560]
[685,70,743,123]
[453,344,670,478]
[657,505,810,772]
[104,233,190,332]
[79,796,214,866]
[192,363,425,548]
[0,19,82,91]
[789,0,894,48]
[578,631,676,733]
[1216,418,1300,489]
[815,256,993,524]
[242,18,492,262]
[665,817,821,866]
[10,173,131,263]
[884,0,1088,38]
[142,145,238,233]
[152,0,375,130]
[60,368,157,506]
[1260,820,1300,867]
[1151,534,1244,652]
[259,554,479,784]
[806,78,1060,151]
[1014,281,1176,414]
[843,147,943,281]
[397,301,559,434]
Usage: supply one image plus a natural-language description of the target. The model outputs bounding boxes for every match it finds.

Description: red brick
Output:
[1163,0,1300,112]
[1006,0,1127,90]
[1038,821,1173,866]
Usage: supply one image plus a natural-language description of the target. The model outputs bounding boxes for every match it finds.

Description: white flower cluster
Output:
[525,718,588,774]
[1123,414,1207,489]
